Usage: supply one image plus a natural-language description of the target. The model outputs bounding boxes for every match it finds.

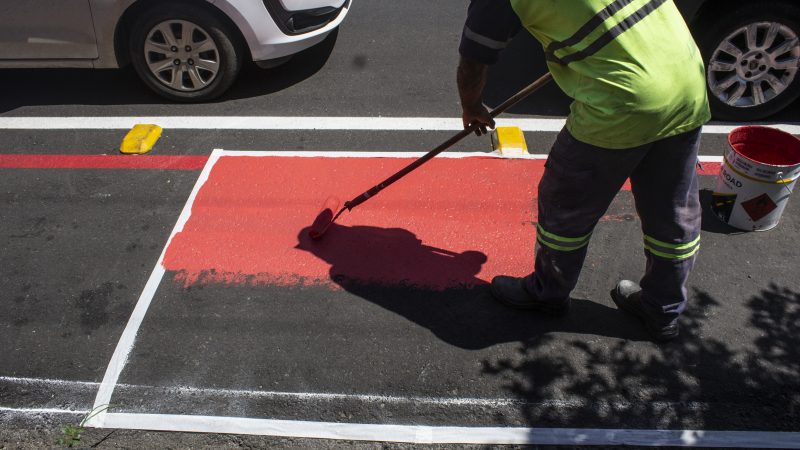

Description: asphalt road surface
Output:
[2,1,800,448]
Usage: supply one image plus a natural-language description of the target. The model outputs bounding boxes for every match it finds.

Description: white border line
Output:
[0,406,88,415]
[100,413,800,447]
[0,375,98,388]
[211,150,724,162]
[0,375,744,412]
[0,116,798,135]
[83,150,756,446]
[221,150,518,158]
[86,149,223,427]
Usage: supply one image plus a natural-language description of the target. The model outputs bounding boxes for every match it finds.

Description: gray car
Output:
[0,0,351,101]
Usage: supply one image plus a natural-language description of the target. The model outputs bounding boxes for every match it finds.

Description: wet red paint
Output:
[698,161,722,176]
[162,155,721,290]
[164,156,542,289]
[0,154,208,170]
[308,196,342,239]
[729,126,800,166]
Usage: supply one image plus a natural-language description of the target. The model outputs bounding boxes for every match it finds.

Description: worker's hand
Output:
[462,103,495,136]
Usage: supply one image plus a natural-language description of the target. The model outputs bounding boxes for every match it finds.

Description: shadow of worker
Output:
[296,224,644,349]
[297,223,488,290]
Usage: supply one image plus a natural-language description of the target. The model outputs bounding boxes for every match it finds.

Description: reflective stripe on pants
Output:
[524,127,702,325]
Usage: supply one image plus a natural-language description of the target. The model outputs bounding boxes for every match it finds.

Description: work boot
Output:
[610,280,679,342]
[490,275,570,316]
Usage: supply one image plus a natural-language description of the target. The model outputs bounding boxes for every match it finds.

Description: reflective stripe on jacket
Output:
[509,0,711,148]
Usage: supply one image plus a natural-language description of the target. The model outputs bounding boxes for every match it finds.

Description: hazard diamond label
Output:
[740,193,778,222]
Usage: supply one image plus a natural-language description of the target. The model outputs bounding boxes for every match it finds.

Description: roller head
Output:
[308,196,341,240]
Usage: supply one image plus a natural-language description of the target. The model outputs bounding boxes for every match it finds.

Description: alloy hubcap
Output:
[708,21,800,108]
[144,20,220,92]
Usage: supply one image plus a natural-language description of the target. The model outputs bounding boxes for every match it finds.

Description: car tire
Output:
[129,2,243,102]
[695,2,800,121]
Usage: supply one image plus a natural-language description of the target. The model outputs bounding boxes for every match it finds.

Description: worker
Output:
[457,0,710,341]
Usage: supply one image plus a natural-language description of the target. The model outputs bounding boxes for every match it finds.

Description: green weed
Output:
[57,404,109,448]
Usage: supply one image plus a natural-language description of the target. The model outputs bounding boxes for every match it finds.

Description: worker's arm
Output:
[457,0,521,136]
[457,56,493,136]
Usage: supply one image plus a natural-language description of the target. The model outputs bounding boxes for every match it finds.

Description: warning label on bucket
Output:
[741,193,778,222]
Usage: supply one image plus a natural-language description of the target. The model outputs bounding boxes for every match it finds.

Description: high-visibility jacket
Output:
[460,0,711,149]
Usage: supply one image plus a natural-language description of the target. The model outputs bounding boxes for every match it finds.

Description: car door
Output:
[0,0,98,59]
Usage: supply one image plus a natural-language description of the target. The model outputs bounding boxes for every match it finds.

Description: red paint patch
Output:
[162,155,722,290]
[0,154,208,170]
[729,126,800,166]
[698,162,722,176]
[164,156,543,289]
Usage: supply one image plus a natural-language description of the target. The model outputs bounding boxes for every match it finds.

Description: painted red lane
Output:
[0,154,721,176]
[164,156,543,289]
[162,156,721,290]
[0,154,208,170]
[698,161,722,176]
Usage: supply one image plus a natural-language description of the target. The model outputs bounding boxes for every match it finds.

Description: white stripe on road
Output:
[0,116,499,130]
[0,375,711,410]
[100,413,800,447]
[0,116,798,134]
[0,406,88,415]
[0,375,528,408]
[218,150,724,162]
[0,375,98,387]
[4,393,797,447]
[86,150,223,428]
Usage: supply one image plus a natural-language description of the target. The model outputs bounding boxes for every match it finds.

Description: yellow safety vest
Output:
[511,0,711,148]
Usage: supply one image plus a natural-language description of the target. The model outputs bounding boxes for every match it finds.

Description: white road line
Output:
[0,375,98,387]
[0,375,714,411]
[220,150,525,158]
[4,376,797,447]
[218,150,724,162]
[0,116,798,134]
[0,375,524,408]
[85,150,223,428]
[100,413,800,447]
[0,406,88,415]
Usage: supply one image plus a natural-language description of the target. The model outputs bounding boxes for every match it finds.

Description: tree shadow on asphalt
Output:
[484,284,800,433]
[296,223,655,350]
[297,223,800,433]
[0,30,339,113]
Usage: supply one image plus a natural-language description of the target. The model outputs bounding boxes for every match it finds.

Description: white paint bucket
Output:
[712,126,800,231]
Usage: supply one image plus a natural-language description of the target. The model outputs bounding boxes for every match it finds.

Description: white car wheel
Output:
[130,2,243,102]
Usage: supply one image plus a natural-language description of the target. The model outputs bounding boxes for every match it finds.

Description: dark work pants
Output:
[525,127,702,325]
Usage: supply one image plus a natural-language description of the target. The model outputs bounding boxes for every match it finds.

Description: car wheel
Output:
[696,2,800,121]
[129,2,243,102]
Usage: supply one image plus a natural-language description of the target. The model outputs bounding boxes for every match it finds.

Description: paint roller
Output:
[308,72,554,239]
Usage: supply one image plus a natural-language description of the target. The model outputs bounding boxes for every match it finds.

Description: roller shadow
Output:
[296,223,656,349]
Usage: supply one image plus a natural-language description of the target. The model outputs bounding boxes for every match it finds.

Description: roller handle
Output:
[344,72,553,211]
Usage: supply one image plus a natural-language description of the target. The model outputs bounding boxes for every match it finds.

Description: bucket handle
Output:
[777,172,795,196]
